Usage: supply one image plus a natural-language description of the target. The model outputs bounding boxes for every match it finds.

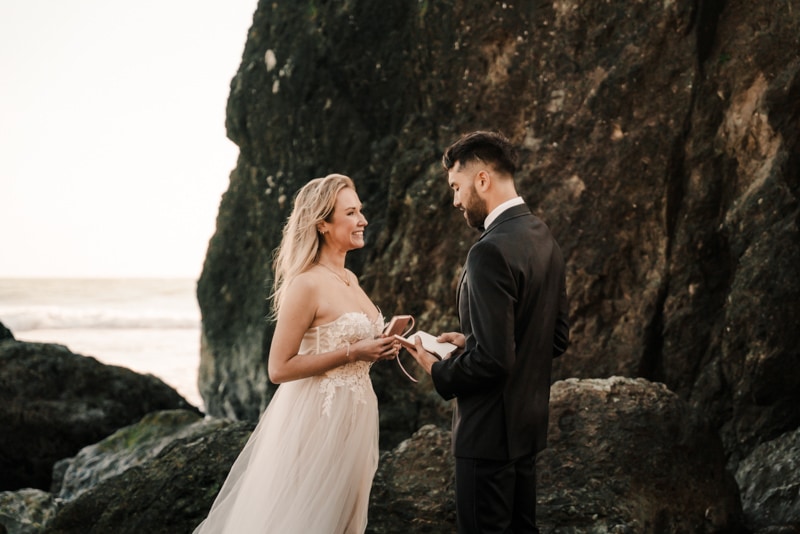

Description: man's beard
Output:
[464,186,488,229]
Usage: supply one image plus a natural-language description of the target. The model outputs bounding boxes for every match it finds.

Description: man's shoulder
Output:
[483,213,538,243]
[466,233,512,270]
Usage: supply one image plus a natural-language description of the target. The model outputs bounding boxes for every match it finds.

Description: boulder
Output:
[538,377,744,533]
[42,419,253,534]
[368,424,456,533]
[372,379,755,532]
[52,410,214,501]
[0,340,198,491]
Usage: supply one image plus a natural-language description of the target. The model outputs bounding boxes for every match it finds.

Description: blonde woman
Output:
[195,174,398,533]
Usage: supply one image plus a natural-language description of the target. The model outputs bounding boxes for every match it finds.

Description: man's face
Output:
[448,162,488,229]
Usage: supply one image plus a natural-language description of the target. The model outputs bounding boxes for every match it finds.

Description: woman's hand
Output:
[349,335,399,363]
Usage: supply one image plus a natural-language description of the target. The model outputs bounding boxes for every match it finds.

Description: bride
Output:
[194,174,399,533]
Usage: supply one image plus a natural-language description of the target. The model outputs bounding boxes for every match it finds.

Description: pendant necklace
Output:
[318,262,351,286]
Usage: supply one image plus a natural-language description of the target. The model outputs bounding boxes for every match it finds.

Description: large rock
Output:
[538,377,744,533]
[368,424,456,533]
[197,0,799,479]
[51,410,214,501]
[42,419,254,534]
[0,340,198,491]
[194,0,480,433]
[0,411,217,534]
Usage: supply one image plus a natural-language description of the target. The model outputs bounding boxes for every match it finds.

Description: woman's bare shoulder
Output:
[283,269,324,300]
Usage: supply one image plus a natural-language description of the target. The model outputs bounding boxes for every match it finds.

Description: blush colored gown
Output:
[193,312,383,533]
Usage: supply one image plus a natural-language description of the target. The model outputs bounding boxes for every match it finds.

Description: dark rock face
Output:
[735,426,800,530]
[0,340,198,491]
[197,0,799,476]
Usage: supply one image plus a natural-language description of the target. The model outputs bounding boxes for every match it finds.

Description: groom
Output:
[406,130,569,533]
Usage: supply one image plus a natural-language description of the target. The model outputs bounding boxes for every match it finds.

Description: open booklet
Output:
[395,330,458,360]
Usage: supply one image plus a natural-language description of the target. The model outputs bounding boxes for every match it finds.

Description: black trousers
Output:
[454,454,538,534]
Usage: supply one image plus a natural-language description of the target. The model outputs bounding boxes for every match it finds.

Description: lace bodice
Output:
[299,312,384,416]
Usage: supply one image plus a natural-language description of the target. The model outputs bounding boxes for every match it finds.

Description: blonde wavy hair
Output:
[271,174,356,315]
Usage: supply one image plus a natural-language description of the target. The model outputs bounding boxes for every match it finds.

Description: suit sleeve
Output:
[432,241,515,399]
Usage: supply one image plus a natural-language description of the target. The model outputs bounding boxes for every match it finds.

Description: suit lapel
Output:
[456,264,467,310]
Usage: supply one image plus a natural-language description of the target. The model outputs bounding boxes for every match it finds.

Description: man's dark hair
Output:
[442,130,518,176]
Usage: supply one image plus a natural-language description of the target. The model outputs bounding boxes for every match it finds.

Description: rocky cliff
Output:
[199,0,798,458]
[194,0,799,529]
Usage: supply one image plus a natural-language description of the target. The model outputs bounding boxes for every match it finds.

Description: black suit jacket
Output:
[431,203,569,460]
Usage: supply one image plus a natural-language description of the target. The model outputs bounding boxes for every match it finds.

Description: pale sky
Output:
[0,0,258,278]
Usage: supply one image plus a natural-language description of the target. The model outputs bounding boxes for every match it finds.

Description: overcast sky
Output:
[0,0,258,278]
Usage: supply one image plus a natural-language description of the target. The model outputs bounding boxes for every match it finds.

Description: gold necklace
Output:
[318,262,351,286]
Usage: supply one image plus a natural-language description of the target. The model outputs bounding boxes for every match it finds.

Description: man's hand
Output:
[405,336,439,375]
[405,331,466,374]
[437,332,465,356]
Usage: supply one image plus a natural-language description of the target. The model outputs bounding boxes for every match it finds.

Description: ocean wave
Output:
[0,307,200,332]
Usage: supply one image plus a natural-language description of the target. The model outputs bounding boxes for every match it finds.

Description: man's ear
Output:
[475,169,491,193]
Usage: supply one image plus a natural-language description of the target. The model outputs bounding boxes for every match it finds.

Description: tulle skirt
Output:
[194,373,379,533]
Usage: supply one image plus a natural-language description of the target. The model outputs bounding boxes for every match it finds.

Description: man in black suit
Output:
[406,131,569,533]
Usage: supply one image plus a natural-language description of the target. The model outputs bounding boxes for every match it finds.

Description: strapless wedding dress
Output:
[194,312,382,533]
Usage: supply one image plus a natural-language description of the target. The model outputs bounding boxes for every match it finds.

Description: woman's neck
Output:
[317,250,346,269]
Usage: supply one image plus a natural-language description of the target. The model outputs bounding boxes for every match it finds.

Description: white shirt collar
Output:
[483,196,524,230]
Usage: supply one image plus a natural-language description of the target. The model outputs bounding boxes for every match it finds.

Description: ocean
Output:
[0,278,204,409]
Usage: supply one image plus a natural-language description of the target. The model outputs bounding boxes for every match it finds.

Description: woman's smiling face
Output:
[323,187,367,251]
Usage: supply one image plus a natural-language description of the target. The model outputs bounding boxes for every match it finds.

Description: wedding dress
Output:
[194,312,383,533]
